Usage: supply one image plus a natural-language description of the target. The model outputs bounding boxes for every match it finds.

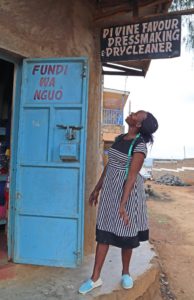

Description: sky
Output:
[104,44,194,160]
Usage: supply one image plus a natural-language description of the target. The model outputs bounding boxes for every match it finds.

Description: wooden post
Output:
[132,0,139,17]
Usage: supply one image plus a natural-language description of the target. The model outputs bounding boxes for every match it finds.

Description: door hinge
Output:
[81,64,87,78]
[73,251,81,257]
[16,192,22,200]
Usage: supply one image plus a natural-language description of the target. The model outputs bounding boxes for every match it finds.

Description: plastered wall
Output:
[0,0,101,255]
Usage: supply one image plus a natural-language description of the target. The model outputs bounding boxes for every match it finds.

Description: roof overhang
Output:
[103,87,130,95]
[102,62,149,76]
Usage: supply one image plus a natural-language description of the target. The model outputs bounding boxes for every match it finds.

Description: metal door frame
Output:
[0,53,89,265]
[0,50,22,260]
[15,57,89,266]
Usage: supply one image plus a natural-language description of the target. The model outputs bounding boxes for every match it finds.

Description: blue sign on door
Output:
[14,58,88,267]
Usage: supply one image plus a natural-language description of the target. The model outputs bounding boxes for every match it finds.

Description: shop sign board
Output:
[32,64,68,101]
[26,63,69,101]
[100,15,181,62]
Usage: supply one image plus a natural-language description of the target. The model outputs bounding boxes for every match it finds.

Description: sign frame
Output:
[100,15,181,62]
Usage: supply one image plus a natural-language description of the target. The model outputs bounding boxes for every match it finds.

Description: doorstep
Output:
[0,242,160,300]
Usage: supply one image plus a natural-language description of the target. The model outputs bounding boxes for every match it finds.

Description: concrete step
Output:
[0,242,161,300]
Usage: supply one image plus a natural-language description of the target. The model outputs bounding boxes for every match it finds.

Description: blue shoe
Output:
[121,274,133,289]
[78,278,103,294]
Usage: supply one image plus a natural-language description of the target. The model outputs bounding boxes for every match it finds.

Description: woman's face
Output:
[125,110,147,127]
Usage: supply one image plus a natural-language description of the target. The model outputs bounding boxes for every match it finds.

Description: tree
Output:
[170,0,194,49]
[170,0,194,11]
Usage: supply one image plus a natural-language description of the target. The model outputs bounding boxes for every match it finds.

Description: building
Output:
[0,0,173,269]
[153,158,194,185]
[102,88,130,165]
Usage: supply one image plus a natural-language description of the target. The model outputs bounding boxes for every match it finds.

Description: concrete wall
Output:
[0,0,101,255]
[102,124,124,135]
[103,90,129,109]
[102,89,126,143]
[153,158,194,185]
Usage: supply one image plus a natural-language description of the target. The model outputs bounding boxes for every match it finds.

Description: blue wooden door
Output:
[13,58,88,267]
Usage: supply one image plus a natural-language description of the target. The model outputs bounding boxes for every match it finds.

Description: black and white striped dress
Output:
[96,135,149,249]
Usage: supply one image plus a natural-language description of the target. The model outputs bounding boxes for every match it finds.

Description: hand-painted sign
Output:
[101,16,181,62]
[31,63,68,101]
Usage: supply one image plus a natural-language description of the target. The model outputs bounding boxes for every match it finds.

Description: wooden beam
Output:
[95,6,194,23]
[94,0,171,22]
[132,0,139,17]
[102,62,143,73]
[98,0,169,10]
[131,7,194,21]
[102,63,145,76]
[97,0,129,9]
[94,8,132,22]
[137,0,171,10]
[102,70,144,76]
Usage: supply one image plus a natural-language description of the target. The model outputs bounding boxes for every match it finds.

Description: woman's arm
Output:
[119,152,145,224]
[89,165,107,206]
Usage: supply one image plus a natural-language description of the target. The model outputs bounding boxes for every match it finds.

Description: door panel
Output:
[18,167,79,215]
[22,108,49,161]
[14,58,88,267]
[16,216,78,267]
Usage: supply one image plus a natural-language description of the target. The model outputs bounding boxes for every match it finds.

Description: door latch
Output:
[57,125,83,140]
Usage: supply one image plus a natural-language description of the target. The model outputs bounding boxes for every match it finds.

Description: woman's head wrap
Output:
[139,112,158,143]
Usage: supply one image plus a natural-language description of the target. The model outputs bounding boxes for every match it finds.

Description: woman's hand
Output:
[119,203,130,225]
[89,189,100,206]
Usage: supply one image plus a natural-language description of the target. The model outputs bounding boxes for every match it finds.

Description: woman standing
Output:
[79,110,158,294]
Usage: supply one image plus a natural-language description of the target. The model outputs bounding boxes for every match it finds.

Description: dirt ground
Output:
[146,182,194,300]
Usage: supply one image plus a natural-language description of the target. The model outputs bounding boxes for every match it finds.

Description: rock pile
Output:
[155,174,187,186]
